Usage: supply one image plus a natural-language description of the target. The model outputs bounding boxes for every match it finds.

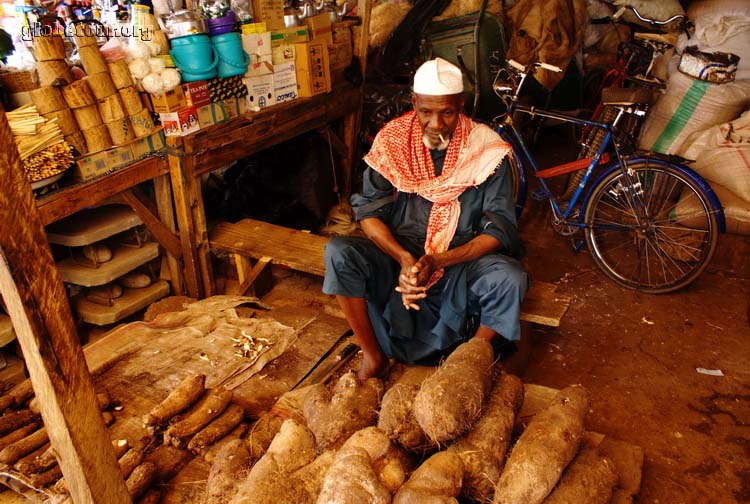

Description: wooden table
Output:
[35,155,185,295]
[167,83,365,299]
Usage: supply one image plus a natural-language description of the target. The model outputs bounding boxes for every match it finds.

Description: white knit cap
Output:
[413,58,464,95]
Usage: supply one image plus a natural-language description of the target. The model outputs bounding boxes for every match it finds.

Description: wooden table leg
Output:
[189,175,215,297]
[0,107,131,504]
[154,174,185,295]
[167,138,203,298]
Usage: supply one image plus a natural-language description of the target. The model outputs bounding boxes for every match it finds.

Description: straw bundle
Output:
[86,73,117,99]
[98,94,126,123]
[81,125,112,153]
[119,86,143,115]
[108,60,134,89]
[129,108,155,137]
[37,60,73,86]
[73,104,103,129]
[62,79,95,108]
[79,45,108,75]
[106,117,135,145]
[42,108,78,135]
[29,86,67,114]
[33,35,66,61]
[7,104,66,159]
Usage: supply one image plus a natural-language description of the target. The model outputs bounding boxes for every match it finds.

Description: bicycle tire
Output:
[583,159,719,293]
[497,129,527,220]
[563,105,618,199]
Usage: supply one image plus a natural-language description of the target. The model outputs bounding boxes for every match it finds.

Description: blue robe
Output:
[323,149,529,365]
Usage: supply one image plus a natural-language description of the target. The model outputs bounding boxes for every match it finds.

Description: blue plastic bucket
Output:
[169,34,218,81]
[211,32,249,78]
[207,11,236,36]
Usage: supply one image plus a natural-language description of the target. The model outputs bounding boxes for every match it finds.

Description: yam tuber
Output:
[449,372,524,502]
[0,422,39,452]
[392,450,464,504]
[0,410,39,437]
[303,372,384,452]
[245,386,309,460]
[543,448,618,504]
[413,338,495,443]
[30,465,62,488]
[119,447,145,478]
[13,442,49,474]
[9,381,34,407]
[341,427,411,493]
[230,419,317,504]
[203,423,249,463]
[316,446,391,504]
[126,461,158,499]
[188,404,245,453]
[378,382,435,452]
[205,438,253,504]
[0,395,15,415]
[163,387,233,448]
[137,489,161,504]
[493,385,591,504]
[143,374,206,428]
[0,427,48,465]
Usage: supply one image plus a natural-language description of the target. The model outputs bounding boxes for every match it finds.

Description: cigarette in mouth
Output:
[439,133,446,143]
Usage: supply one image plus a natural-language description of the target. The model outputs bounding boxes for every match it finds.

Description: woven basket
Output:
[0,69,40,93]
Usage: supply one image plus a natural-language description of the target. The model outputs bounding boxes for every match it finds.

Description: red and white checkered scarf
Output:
[364,111,511,286]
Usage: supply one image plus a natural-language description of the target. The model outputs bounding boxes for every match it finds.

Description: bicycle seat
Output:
[634,32,678,48]
[602,87,655,106]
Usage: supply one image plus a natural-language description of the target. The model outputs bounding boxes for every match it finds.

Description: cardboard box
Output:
[222,97,247,119]
[130,129,166,159]
[207,75,249,101]
[250,0,284,30]
[181,81,211,108]
[159,106,200,137]
[271,42,295,65]
[241,22,268,34]
[241,32,272,57]
[73,151,109,182]
[197,101,228,128]
[245,74,275,109]
[273,62,298,104]
[328,40,352,71]
[332,21,353,45]
[246,57,274,77]
[150,86,187,113]
[305,13,333,45]
[295,41,331,97]
[106,145,135,170]
[271,26,309,46]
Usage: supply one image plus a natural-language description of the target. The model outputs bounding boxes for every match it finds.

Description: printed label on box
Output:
[273,62,298,104]
[181,81,211,108]
[130,129,166,159]
[74,151,110,181]
[271,43,295,65]
[106,145,135,170]
[160,106,200,137]
[197,102,228,128]
[151,86,186,113]
[245,74,275,109]
[242,32,272,56]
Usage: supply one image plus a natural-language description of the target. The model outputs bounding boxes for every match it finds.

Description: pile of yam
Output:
[197,339,638,503]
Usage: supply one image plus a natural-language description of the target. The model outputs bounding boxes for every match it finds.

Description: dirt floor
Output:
[516,126,750,504]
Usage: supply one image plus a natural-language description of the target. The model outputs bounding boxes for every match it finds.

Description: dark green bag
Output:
[421,8,508,121]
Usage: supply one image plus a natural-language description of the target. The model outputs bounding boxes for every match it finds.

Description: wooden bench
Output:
[209,218,571,327]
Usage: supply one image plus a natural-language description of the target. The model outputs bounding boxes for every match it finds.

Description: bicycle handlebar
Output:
[507,59,563,73]
[612,4,687,26]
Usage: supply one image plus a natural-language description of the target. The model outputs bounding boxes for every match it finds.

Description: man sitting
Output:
[324,58,529,380]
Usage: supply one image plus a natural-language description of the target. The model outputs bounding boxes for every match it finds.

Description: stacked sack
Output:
[638,0,750,235]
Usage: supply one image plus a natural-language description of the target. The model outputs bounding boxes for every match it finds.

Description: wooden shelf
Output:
[74,280,170,325]
[0,315,14,348]
[56,242,160,287]
[45,205,143,247]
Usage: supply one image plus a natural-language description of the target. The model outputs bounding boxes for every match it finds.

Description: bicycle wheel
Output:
[583,160,719,293]
[498,130,527,220]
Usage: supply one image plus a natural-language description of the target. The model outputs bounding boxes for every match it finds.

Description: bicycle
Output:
[567,5,688,199]
[494,59,725,293]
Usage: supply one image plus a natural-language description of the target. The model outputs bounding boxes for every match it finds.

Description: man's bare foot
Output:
[358,351,390,382]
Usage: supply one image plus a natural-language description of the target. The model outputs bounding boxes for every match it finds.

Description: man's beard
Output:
[423,132,450,151]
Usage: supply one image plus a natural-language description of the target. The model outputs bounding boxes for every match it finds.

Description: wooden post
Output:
[0,108,131,504]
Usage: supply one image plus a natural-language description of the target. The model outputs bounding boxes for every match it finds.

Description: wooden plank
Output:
[74,280,170,326]
[210,218,571,326]
[55,241,160,286]
[35,156,168,225]
[153,174,185,296]
[234,256,272,297]
[519,280,571,327]
[108,189,183,260]
[0,314,15,348]
[210,219,328,277]
[166,136,203,299]
[0,106,130,503]
[44,205,143,247]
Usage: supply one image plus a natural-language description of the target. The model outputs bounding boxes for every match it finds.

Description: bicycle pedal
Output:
[571,238,585,252]
[531,189,552,201]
